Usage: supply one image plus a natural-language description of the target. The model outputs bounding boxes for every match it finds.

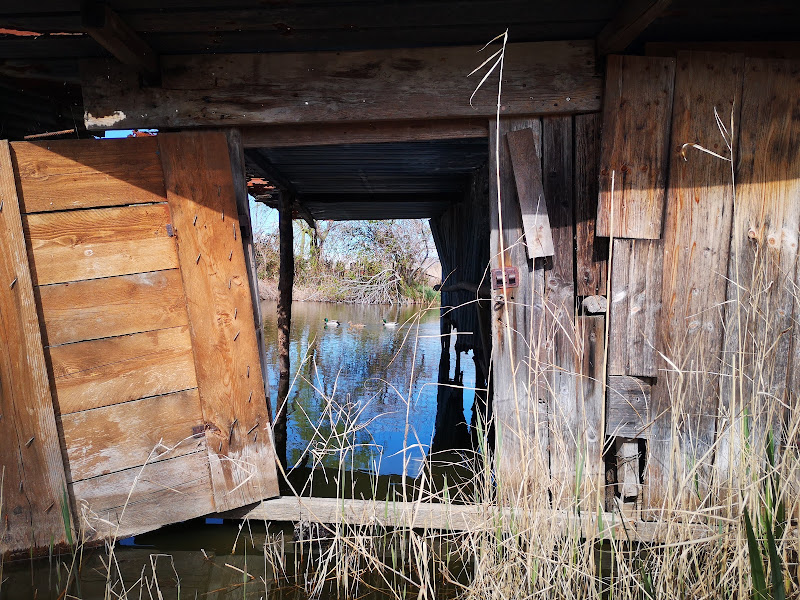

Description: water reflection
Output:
[262,301,476,481]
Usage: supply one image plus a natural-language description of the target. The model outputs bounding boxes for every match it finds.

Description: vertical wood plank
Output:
[597,55,676,239]
[0,141,71,557]
[574,113,608,296]
[542,116,578,505]
[159,132,280,512]
[489,117,549,498]
[506,127,554,258]
[646,51,744,507]
[719,58,800,482]
[608,239,632,376]
[577,315,606,509]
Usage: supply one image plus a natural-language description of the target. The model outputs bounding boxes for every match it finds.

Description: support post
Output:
[275,191,294,468]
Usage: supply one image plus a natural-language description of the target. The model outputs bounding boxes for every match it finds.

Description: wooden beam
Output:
[81,2,159,80]
[241,119,488,148]
[597,0,672,55]
[80,41,601,130]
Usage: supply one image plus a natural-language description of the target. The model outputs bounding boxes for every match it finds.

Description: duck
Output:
[382,319,398,328]
[348,321,365,329]
[324,318,340,327]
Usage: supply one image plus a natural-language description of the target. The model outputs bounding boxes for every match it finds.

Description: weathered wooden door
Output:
[0,132,278,557]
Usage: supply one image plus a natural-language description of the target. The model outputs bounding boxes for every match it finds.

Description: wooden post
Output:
[275,191,294,468]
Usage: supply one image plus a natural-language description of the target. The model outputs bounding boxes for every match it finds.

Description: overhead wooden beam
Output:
[80,41,601,131]
[597,0,672,55]
[81,1,159,80]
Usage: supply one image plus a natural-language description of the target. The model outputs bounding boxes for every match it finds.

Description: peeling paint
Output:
[84,110,127,128]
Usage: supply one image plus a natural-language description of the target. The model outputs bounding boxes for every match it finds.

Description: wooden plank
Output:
[82,2,160,79]
[719,58,800,479]
[574,113,608,296]
[646,41,800,60]
[61,388,205,482]
[646,51,744,507]
[596,55,676,239]
[542,116,578,506]
[0,141,71,558]
[72,451,215,542]
[80,41,602,130]
[615,439,640,519]
[38,269,188,346]
[489,117,549,495]
[159,131,279,511]
[24,203,179,285]
[596,0,672,55]
[576,316,607,508]
[607,239,664,378]
[506,127,554,259]
[10,137,166,213]
[607,375,651,439]
[241,118,488,148]
[48,325,198,415]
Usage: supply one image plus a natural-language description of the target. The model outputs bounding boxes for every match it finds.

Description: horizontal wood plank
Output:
[38,269,188,346]
[61,388,205,482]
[71,451,215,541]
[596,55,675,239]
[607,375,651,438]
[10,137,166,213]
[48,325,198,415]
[24,203,179,285]
[80,41,602,130]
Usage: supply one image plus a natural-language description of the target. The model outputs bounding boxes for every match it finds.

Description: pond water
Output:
[2,301,480,599]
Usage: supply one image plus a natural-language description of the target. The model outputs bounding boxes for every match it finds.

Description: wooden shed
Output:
[1,0,799,558]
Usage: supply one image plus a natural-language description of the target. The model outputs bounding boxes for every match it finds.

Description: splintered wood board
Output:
[159,131,279,511]
[0,141,71,557]
[506,127,554,259]
[574,113,608,296]
[10,137,167,213]
[24,203,178,285]
[606,375,651,439]
[646,51,744,508]
[38,269,189,346]
[597,55,676,239]
[576,315,606,507]
[61,388,206,482]
[72,451,215,542]
[489,117,550,495]
[48,325,198,415]
[718,57,800,480]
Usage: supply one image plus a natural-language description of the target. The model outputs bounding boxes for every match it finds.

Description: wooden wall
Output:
[0,133,279,558]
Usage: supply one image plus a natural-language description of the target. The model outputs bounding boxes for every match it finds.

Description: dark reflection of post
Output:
[431,320,471,453]
[274,190,294,470]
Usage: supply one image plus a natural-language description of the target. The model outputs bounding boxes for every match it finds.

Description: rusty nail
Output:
[233,223,237,240]
[248,390,252,403]
[222,209,224,221]
[233,331,240,342]
[234,308,238,319]
[218,442,222,452]
[247,365,250,378]
[228,278,232,289]
[229,250,233,261]
[193,214,198,226]
[25,436,34,447]
[10,277,17,289]
[247,422,258,435]
[0,200,4,211]
[253,431,257,442]
[196,253,201,264]
[45,502,55,513]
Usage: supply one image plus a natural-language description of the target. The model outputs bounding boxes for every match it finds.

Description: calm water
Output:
[262,301,476,480]
[3,301,479,598]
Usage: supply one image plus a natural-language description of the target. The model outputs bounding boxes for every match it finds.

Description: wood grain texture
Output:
[72,451,215,542]
[596,0,672,55]
[597,55,676,239]
[719,58,800,480]
[542,116,578,505]
[48,325,198,415]
[24,203,179,285]
[574,113,608,296]
[489,117,549,495]
[646,51,744,507]
[506,127,554,259]
[159,131,279,511]
[80,41,602,130]
[61,388,205,482]
[607,375,651,439]
[607,239,664,378]
[10,137,166,213]
[38,269,188,346]
[0,141,71,557]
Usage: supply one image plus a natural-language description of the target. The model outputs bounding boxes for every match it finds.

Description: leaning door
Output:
[1,131,278,549]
